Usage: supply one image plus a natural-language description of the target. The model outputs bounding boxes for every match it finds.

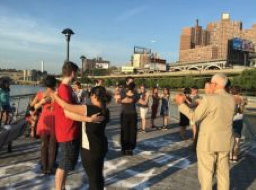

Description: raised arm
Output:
[64,110,103,123]
[121,96,134,104]
[34,96,51,110]
[138,92,150,105]
[30,94,39,107]
[178,96,209,124]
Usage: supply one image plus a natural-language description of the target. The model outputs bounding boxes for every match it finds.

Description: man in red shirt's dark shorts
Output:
[55,61,79,190]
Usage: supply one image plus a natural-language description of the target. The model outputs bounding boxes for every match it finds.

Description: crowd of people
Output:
[24,62,109,190]
[0,61,249,190]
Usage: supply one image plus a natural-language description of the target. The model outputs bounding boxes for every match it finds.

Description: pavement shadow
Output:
[229,143,256,190]
[210,143,256,190]
[104,145,197,189]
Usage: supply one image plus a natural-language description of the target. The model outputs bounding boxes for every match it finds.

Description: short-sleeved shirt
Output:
[0,89,10,106]
[55,83,79,142]
[82,105,109,156]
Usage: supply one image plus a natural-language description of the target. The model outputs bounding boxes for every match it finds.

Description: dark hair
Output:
[62,61,79,77]
[225,79,232,93]
[152,87,158,93]
[74,81,81,88]
[230,86,240,95]
[163,87,170,95]
[90,86,112,116]
[43,76,57,90]
[183,87,191,95]
[191,86,198,90]
[0,78,10,92]
[126,82,136,91]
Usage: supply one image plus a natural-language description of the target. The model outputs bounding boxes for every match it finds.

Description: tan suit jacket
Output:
[179,89,235,152]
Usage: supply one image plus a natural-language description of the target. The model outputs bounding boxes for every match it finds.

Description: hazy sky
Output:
[0,0,255,74]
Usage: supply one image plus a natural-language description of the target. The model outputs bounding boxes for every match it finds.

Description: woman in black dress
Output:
[54,86,111,190]
[116,82,138,156]
[179,87,191,140]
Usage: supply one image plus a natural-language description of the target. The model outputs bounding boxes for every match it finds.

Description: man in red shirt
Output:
[55,61,79,190]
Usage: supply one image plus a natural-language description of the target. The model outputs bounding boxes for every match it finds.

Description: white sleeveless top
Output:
[82,121,90,150]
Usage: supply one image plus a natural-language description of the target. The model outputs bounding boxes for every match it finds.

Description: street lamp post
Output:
[62,28,74,61]
[80,55,86,77]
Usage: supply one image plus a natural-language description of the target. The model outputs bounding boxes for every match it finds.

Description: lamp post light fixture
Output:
[62,28,74,61]
[80,55,86,77]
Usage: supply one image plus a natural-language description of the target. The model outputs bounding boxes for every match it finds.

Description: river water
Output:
[9,85,44,116]
[10,85,43,96]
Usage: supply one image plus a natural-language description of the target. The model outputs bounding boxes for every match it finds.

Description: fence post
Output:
[15,97,20,120]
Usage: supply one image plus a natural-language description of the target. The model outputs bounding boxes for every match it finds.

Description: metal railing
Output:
[9,93,36,122]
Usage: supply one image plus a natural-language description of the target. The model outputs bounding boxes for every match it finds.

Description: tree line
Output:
[80,69,256,93]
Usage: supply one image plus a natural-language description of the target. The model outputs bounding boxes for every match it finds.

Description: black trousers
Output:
[121,113,137,151]
[81,148,105,190]
[41,134,56,171]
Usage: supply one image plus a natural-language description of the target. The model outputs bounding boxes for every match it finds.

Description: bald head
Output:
[211,74,228,89]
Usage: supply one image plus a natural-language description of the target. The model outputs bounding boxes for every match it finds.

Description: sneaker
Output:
[162,126,168,130]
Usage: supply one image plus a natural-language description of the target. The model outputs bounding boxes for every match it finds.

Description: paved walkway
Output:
[0,103,256,190]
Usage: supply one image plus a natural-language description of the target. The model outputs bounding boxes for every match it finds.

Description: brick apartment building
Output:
[179,13,256,64]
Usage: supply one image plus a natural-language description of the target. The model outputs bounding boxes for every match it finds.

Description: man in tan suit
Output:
[176,74,235,190]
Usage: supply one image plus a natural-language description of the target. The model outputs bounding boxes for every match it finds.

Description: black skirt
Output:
[179,112,189,127]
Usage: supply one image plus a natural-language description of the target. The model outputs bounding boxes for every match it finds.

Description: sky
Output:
[0,0,255,74]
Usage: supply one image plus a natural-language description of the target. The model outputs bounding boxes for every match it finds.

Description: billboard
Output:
[122,66,134,73]
[232,38,242,50]
[232,38,255,52]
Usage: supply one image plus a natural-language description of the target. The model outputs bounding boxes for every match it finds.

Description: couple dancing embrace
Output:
[36,62,111,190]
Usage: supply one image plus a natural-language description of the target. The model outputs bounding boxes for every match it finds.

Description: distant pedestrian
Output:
[150,87,160,129]
[0,78,12,125]
[73,81,88,104]
[115,80,139,156]
[230,86,247,162]
[179,87,191,139]
[160,87,170,130]
[138,84,150,132]
[189,86,201,139]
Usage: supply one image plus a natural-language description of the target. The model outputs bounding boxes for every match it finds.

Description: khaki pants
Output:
[197,151,230,190]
